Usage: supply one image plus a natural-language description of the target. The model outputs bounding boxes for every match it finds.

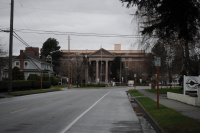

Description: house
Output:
[2,47,53,80]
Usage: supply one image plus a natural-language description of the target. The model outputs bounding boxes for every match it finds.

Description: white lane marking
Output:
[0,90,76,105]
[60,91,111,133]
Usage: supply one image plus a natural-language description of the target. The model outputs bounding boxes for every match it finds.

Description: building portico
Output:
[59,44,149,84]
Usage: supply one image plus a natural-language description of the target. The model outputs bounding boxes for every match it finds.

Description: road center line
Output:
[11,108,26,114]
[60,91,111,133]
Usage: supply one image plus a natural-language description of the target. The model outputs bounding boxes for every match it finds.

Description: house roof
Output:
[15,53,51,65]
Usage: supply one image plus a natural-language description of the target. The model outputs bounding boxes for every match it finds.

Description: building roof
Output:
[61,49,146,55]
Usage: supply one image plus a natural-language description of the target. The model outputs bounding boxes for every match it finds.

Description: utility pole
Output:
[8,0,14,94]
[68,36,70,89]
[120,57,121,85]
[101,46,102,83]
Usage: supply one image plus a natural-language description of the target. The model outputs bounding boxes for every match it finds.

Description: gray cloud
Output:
[0,0,138,55]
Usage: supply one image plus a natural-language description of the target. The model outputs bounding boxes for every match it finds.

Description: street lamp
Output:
[46,55,52,65]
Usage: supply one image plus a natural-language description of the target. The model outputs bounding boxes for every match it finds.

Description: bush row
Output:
[27,74,59,86]
[0,80,51,92]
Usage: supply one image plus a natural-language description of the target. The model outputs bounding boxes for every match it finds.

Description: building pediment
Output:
[89,48,115,57]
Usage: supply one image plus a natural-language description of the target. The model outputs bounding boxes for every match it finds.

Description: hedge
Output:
[32,81,51,89]
[27,74,59,86]
[0,80,51,92]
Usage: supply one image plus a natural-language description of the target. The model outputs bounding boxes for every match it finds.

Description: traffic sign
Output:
[154,57,161,66]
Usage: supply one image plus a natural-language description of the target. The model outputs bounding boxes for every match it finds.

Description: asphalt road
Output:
[0,87,145,133]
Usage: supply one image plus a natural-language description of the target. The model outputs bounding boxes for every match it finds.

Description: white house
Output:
[2,47,53,80]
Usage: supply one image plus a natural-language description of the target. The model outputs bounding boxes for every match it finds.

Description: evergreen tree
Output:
[120,0,200,75]
[40,38,63,74]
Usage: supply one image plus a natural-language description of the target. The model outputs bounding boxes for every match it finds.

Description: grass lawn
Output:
[136,97,200,133]
[128,90,144,96]
[10,88,61,96]
[146,87,183,94]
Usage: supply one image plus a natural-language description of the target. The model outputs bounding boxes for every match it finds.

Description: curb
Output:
[126,91,166,133]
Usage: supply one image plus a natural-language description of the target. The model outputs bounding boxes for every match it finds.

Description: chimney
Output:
[20,50,24,70]
[42,56,46,62]
[114,44,121,50]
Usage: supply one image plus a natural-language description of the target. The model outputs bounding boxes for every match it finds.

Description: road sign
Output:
[154,57,161,66]
[183,75,200,95]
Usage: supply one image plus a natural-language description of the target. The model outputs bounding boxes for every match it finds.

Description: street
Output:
[0,87,147,133]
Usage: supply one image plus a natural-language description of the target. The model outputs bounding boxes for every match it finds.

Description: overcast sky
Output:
[0,0,139,55]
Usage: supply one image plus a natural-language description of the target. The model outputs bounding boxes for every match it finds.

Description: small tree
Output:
[42,73,58,86]
[110,57,123,82]
[12,67,24,80]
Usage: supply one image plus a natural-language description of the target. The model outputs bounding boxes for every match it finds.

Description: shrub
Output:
[0,80,32,92]
[32,81,51,89]
[12,67,25,80]
[42,74,49,81]
[27,74,40,81]
[0,81,8,92]
[50,76,59,86]
[42,74,59,86]
[32,81,40,89]
[12,80,32,91]
[43,81,51,88]
[0,80,51,92]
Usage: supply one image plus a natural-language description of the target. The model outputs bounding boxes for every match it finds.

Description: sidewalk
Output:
[137,89,200,121]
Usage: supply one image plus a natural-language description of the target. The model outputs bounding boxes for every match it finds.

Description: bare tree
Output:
[0,42,8,80]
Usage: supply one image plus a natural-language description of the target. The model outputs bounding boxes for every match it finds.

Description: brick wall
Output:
[25,47,39,56]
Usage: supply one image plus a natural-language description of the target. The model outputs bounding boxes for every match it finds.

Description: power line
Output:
[14,29,143,38]
[13,33,29,47]
[13,31,41,56]
[13,31,30,47]
[13,6,130,15]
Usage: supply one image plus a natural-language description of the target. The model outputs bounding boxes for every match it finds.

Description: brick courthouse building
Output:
[59,44,150,84]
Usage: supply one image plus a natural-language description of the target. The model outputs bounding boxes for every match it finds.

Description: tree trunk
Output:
[184,41,193,75]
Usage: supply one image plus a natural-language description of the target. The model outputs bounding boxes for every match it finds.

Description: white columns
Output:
[105,60,108,84]
[96,60,99,83]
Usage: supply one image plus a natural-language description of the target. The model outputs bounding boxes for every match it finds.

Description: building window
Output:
[132,61,135,70]
[24,62,28,68]
[125,62,129,68]
[15,61,20,67]
[139,62,142,71]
